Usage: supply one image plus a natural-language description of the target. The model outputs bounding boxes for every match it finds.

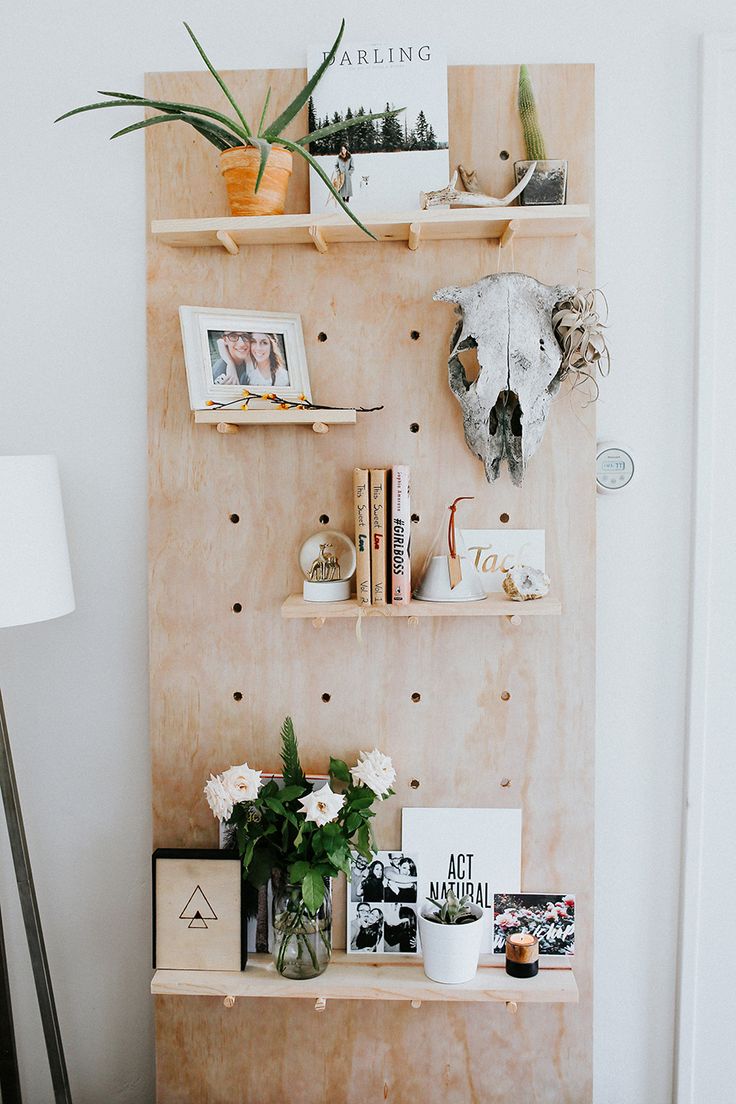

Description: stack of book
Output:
[353,467,411,606]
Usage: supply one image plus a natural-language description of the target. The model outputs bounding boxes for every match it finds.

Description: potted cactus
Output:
[514,64,568,206]
[55,20,400,238]
[418,890,484,984]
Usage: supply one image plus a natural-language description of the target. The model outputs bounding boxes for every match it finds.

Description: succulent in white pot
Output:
[418,890,484,984]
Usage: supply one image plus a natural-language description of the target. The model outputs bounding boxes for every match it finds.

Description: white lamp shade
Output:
[0,455,75,628]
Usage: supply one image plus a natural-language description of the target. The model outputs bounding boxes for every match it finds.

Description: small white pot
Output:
[418,904,484,984]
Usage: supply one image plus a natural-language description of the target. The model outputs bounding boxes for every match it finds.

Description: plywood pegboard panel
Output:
[148,64,594,1103]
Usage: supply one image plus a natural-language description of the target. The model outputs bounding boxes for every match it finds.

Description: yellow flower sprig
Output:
[206,389,383,414]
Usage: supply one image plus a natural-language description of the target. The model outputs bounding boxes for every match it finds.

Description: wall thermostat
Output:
[596,442,634,493]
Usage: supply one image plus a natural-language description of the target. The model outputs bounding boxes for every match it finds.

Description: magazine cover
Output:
[306,41,449,214]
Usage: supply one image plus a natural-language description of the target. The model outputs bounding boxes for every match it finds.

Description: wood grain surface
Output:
[148,62,595,1103]
[151,953,577,1003]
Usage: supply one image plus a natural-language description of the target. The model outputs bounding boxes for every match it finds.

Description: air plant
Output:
[553,289,611,398]
[55,20,402,239]
[424,889,478,925]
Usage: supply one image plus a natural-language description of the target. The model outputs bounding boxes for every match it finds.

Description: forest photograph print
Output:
[306,40,449,213]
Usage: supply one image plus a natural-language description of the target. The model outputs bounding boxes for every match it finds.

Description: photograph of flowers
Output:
[493,892,576,956]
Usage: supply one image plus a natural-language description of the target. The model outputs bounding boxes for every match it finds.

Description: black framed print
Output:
[152,849,247,971]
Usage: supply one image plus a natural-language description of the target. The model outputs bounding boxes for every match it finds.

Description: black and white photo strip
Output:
[493,892,576,956]
[347,851,419,954]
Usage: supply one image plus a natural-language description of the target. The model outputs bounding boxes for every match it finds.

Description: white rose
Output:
[204,774,234,822]
[350,749,396,798]
[221,762,262,803]
[299,783,344,827]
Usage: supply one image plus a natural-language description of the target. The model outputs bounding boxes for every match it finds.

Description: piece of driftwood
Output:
[434,272,574,485]
[420,163,536,210]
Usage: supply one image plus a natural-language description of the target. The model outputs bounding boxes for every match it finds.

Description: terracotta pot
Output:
[219,145,293,216]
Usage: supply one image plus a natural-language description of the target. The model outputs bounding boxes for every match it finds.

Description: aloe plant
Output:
[55,20,402,238]
[518,64,547,162]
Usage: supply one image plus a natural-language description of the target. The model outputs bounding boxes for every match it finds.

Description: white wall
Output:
[0,1,731,1100]
[675,34,736,1104]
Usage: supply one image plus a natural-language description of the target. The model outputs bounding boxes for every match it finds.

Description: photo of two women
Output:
[208,329,290,388]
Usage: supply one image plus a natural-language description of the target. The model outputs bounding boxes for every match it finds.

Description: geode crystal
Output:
[502,565,550,601]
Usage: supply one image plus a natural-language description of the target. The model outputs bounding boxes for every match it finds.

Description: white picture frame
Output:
[179,305,312,411]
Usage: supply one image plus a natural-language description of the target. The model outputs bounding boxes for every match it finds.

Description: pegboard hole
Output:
[229,513,240,524]
[410,422,420,434]
[500,690,511,702]
[410,330,420,341]
[500,512,510,524]
[411,692,421,703]
[411,513,420,524]
[232,602,243,613]
[319,514,330,525]
[317,332,328,342]
[499,149,510,161]
[321,692,331,703]
[410,778,421,789]
[233,691,243,702]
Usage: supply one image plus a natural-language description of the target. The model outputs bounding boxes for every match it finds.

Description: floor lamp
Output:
[0,456,75,1104]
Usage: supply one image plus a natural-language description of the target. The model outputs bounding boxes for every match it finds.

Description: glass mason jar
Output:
[271,873,332,979]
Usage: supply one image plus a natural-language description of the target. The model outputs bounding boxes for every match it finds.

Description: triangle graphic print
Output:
[179,885,217,929]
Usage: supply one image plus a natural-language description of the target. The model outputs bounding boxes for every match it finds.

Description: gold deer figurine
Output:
[308,543,341,582]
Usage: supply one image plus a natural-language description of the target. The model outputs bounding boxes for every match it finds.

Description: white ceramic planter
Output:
[418,904,484,984]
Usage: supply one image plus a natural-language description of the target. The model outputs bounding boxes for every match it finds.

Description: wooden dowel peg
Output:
[216,422,239,435]
[506,613,521,626]
[216,230,240,255]
[223,995,236,1008]
[408,615,419,627]
[314,997,327,1012]
[309,225,329,254]
[312,421,329,435]
[499,220,518,249]
[410,999,422,1009]
[506,1001,518,1014]
[312,617,326,629]
[408,222,422,251]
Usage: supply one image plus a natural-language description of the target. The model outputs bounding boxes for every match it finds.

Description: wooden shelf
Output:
[151,953,578,1008]
[152,205,590,254]
[282,593,562,623]
[195,408,357,434]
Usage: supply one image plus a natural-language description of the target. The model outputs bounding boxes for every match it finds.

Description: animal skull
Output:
[434,272,575,485]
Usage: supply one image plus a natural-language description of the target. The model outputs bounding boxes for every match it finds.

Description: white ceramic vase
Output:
[418,904,484,984]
